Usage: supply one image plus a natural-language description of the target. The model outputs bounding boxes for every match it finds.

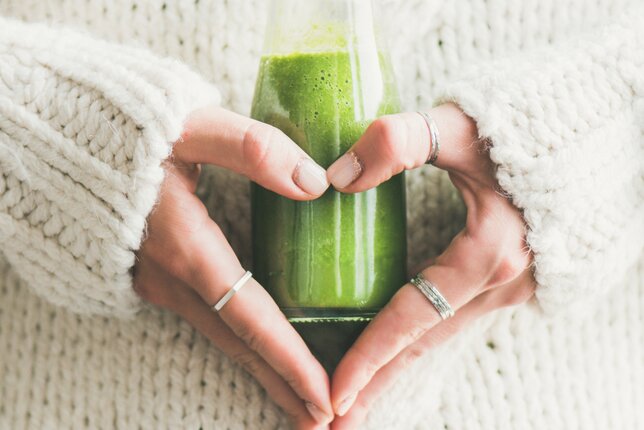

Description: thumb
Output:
[327,103,479,193]
[174,106,329,200]
[326,112,428,193]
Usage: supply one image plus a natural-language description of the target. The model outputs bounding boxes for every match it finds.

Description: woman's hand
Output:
[133,107,333,430]
[326,103,536,428]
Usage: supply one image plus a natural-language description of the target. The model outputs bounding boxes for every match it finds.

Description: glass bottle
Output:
[251,0,406,323]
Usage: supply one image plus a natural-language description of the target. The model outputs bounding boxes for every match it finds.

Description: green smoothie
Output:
[251,51,407,322]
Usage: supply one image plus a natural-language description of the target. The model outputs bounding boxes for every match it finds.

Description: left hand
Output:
[134,107,334,429]
[326,103,536,428]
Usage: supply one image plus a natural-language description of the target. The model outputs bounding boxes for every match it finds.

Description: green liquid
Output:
[251,51,406,322]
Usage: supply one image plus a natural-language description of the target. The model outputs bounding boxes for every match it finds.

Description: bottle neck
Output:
[264,0,380,55]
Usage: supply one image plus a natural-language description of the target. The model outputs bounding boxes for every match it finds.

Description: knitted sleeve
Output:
[0,17,220,318]
[438,7,644,313]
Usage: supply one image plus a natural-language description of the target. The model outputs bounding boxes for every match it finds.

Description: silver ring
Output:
[417,111,440,165]
[212,271,253,312]
[410,273,454,320]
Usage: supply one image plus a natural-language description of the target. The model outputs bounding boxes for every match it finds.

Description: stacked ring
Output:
[410,272,454,320]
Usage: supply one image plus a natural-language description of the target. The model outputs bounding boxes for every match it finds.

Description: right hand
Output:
[133,107,332,429]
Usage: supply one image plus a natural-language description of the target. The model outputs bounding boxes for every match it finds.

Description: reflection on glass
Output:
[251,0,407,322]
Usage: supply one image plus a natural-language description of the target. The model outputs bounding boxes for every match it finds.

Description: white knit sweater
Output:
[1,0,643,429]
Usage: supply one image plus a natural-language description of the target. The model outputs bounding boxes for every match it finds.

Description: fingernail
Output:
[293,158,329,195]
[305,401,331,424]
[327,151,363,189]
[336,393,357,416]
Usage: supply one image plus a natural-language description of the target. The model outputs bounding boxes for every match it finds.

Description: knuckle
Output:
[402,345,427,368]
[389,288,434,341]
[184,224,225,286]
[147,200,212,286]
[488,251,531,288]
[242,122,277,176]
[133,280,169,308]
[371,117,405,164]
[352,347,382,379]
[402,318,428,345]
[162,253,193,284]
[232,350,263,376]
[236,322,269,354]
[282,372,306,394]
[471,209,531,290]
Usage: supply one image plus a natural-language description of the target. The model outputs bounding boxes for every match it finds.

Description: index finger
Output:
[135,257,321,429]
[174,106,329,200]
[187,219,334,425]
[330,232,490,415]
[330,268,477,415]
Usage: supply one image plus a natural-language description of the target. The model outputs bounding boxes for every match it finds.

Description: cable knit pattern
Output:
[0,0,643,429]
[0,18,220,317]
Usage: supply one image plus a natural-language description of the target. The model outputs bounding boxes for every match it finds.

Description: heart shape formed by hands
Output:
[136,104,534,430]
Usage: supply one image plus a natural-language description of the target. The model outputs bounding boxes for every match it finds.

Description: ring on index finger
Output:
[410,272,454,320]
[212,270,253,312]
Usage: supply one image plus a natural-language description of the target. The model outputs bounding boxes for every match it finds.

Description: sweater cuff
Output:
[0,18,220,317]
[436,11,644,313]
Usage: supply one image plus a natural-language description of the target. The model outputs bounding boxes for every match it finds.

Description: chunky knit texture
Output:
[0,17,220,317]
[1,0,643,429]
[438,8,644,312]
